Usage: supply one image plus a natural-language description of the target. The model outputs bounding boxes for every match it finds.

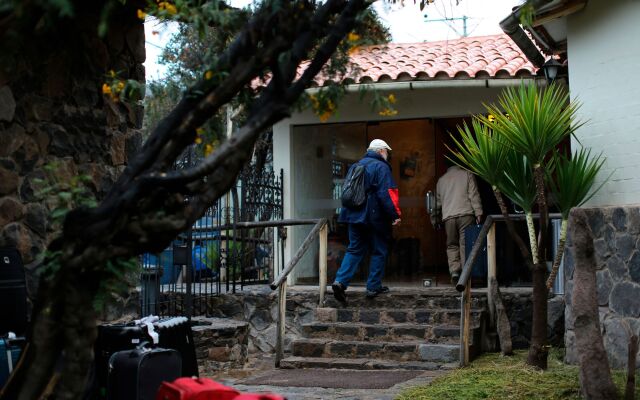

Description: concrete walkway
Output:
[208,354,451,400]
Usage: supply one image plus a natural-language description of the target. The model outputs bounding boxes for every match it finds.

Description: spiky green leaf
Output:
[546,147,608,218]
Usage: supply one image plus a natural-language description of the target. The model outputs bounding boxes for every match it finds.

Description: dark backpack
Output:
[341,163,368,209]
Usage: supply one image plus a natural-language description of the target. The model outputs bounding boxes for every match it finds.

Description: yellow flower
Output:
[318,111,332,122]
[348,46,359,55]
[347,32,360,42]
[309,94,319,109]
[488,114,496,123]
[102,83,111,95]
[378,108,398,117]
[196,127,205,136]
[115,81,125,93]
[388,94,396,104]
[204,144,214,156]
[205,70,214,80]
[137,9,146,19]
[108,70,116,78]
[158,2,177,15]
[194,137,203,144]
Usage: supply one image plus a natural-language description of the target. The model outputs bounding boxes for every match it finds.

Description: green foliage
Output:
[397,349,638,400]
[34,162,97,228]
[143,3,391,136]
[448,119,508,188]
[546,148,608,218]
[518,1,536,27]
[93,257,140,312]
[499,149,537,213]
[204,238,242,278]
[479,82,582,167]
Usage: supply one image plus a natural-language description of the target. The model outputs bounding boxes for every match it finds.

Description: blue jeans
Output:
[335,223,389,291]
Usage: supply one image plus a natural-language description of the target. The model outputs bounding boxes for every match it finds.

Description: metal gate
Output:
[140,163,284,317]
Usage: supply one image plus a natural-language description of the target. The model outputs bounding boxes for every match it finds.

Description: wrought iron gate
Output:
[140,163,284,317]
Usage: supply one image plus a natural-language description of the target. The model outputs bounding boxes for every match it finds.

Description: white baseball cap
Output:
[368,139,392,151]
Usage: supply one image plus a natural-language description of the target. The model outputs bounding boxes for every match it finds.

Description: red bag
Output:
[232,394,286,400]
[156,377,240,400]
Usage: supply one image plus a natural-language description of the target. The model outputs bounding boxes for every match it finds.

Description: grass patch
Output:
[397,349,639,400]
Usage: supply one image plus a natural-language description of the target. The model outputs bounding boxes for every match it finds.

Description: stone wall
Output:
[500,290,565,349]
[564,206,640,368]
[0,5,144,301]
[191,317,249,375]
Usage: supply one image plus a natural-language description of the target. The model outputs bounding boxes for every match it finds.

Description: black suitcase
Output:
[93,317,198,398]
[464,224,488,278]
[155,317,198,378]
[107,345,181,400]
[0,248,28,336]
[94,323,150,398]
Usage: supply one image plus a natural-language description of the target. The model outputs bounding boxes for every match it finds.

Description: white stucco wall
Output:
[273,79,541,283]
[567,1,640,206]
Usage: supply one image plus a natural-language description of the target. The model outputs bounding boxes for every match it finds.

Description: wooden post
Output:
[318,223,328,307]
[459,284,472,367]
[487,223,497,327]
[463,283,471,365]
[490,277,513,355]
[275,281,287,367]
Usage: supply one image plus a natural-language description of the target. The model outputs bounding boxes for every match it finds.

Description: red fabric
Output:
[156,377,239,400]
[232,394,286,400]
[388,188,401,217]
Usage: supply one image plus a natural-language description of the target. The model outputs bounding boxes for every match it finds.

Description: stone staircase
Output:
[280,288,488,371]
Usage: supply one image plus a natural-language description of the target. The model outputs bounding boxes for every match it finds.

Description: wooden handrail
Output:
[269,218,328,367]
[455,213,562,292]
[270,218,327,290]
[456,213,562,366]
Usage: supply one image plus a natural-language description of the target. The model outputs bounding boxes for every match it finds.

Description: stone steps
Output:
[322,289,486,309]
[301,322,464,343]
[317,307,483,326]
[279,356,457,371]
[283,290,488,372]
[291,338,471,363]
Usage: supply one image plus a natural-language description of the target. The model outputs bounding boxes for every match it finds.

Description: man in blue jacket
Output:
[332,139,401,301]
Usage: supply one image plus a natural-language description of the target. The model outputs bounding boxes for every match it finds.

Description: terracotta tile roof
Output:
[310,34,537,86]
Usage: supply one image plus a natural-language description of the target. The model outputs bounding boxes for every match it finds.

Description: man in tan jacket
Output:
[432,160,483,282]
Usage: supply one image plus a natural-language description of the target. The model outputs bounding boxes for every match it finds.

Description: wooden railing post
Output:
[486,222,497,327]
[275,280,287,367]
[318,223,328,307]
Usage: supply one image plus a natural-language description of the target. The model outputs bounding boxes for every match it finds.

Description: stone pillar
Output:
[564,206,640,368]
[0,3,144,297]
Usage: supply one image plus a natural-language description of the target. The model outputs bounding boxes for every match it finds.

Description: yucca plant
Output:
[477,82,585,369]
[450,82,596,370]
[497,150,539,264]
[478,82,583,259]
[545,148,607,289]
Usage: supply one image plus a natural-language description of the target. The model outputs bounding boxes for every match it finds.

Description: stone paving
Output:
[208,354,451,400]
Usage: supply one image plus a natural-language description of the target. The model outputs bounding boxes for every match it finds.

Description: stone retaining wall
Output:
[191,317,249,374]
[501,291,565,349]
[0,5,144,306]
[564,206,640,368]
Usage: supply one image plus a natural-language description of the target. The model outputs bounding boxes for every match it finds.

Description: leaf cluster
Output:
[34,162,97,228]
[450,82,603,217]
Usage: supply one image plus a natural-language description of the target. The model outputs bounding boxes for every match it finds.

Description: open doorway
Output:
[293,119,449,285]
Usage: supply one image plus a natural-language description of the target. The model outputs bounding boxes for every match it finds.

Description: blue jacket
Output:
[338,151,401,229]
